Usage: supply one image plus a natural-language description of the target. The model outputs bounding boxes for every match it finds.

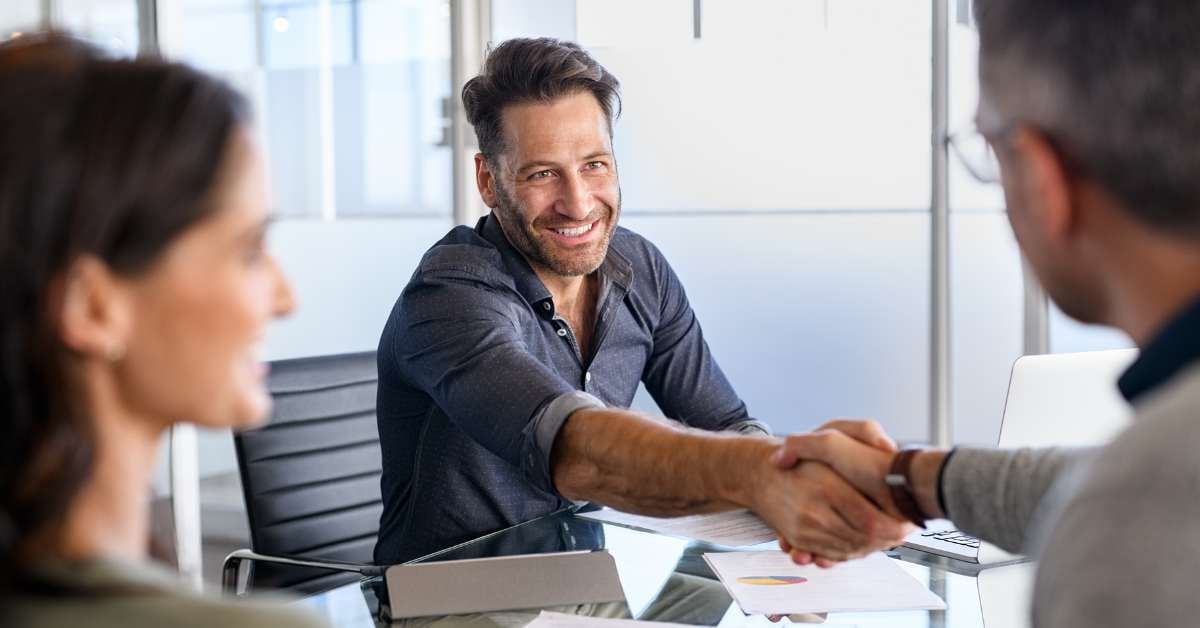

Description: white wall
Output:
[624,212,932,441]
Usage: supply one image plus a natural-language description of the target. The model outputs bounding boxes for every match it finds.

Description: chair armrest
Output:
[221,548,386,595]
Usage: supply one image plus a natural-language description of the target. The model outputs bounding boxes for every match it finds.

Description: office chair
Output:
[222,351,387,595]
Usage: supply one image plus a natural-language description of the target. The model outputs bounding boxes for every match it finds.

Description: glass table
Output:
[290,509,1033,627]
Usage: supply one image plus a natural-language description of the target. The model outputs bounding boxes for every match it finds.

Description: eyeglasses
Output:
[946,126,1002,185]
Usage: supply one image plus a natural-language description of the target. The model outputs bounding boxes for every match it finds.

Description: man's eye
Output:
[585,161,605,170]
[529,170,554,180]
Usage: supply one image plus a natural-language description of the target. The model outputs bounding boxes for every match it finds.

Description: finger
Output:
[793,463,883,551]
[829,484,910,550]
[789,550,812,565]
[816,500,872,555]
[778,536,793,554]
[773,436,807,469]
[781,514,862,561]
[816,465,894,545]
[818,419,897,452]
[773,431,839,469]
[803,433,895,508]
[814,557,838,569]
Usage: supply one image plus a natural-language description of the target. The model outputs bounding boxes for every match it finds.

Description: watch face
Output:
[885,473,907,487]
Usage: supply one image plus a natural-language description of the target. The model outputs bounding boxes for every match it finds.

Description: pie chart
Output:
[736,575,808,586]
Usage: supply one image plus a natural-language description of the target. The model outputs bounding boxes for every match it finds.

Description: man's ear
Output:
[55,255,134,361]
[1008,126,1078,244]
[475,153,499,209]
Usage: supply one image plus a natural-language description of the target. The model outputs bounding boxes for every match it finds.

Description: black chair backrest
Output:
[234,351,382,594]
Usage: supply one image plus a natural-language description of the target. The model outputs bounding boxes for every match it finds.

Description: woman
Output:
[0,34,327,627]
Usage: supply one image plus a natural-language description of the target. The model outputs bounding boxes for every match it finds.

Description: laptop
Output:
[902,348,1137,564]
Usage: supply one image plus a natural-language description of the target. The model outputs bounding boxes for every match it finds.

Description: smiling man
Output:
[372,38,909,564]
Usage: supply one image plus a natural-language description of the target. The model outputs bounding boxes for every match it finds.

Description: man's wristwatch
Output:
[885,449,930,528]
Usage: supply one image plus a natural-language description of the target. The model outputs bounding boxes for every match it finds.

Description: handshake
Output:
[750,420,944,568]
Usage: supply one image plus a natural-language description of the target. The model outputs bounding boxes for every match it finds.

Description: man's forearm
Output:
[929,447,1084,553]
[550,407,776,516]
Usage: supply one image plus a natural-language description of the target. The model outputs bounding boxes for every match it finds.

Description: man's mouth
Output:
[548,221,597,238]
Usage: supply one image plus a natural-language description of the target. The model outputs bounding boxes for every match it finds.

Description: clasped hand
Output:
[753,419,913,568]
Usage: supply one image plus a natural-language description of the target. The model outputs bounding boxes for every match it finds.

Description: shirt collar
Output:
[476,212,633,318]
[478,213,552,311]
[1117,295,1200,402]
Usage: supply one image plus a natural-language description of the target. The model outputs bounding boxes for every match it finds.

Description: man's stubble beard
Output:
[492,179,621,278]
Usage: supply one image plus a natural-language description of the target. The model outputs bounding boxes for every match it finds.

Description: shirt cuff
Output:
[725,420,772,437]
[521,390,607,495]
[936,447,959,516]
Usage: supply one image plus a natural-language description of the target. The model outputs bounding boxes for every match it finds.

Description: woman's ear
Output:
[55,255,134,361]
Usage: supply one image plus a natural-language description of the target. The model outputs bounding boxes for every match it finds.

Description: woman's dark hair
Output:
[462,37,621,165]
[0,33,248,592]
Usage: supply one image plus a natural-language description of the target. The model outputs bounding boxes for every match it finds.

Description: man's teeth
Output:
[553,223,594,237]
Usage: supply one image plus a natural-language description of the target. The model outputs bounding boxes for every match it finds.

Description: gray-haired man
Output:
[776,1,1200,626]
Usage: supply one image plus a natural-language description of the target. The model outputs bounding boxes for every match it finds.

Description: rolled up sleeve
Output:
[526,390,607,488]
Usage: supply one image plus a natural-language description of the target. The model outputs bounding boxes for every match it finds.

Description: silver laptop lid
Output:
[996,349,1136,450]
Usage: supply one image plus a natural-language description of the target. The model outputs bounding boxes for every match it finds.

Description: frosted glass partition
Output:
[54,0,140,56]
[492,0,576,41]
[950,212,1023,446]
[590,0,932,212]
[265,217,453,361]
[176,0,452,217]
[0,0,139,56]
[626,211,1030,446]
[0,2,43,32]
[623,212,931,443]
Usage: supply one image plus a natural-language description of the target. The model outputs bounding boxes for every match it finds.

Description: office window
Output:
[0,2,43,34]
[175,0,453,218]
[1,0,139,56]
[55,0,140,55]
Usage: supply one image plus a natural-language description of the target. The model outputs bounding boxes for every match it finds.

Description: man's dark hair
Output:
[974,0,1200,234]
[462,37,621,164]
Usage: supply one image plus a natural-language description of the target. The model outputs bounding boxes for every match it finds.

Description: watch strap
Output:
[885,449,929,528]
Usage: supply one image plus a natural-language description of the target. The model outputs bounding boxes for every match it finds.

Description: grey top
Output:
[4,557,328,628]
[374,214,767,564]
[942,365,1200,627]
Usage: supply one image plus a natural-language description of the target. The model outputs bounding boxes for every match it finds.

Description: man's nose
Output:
[554,171,594,220]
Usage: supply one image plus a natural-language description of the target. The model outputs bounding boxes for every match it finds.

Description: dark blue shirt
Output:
[1118,296,1200,403]
[374,214,767,564]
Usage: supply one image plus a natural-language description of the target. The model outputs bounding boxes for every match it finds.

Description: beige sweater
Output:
[943,363,1200,628]
[6,557,330,628]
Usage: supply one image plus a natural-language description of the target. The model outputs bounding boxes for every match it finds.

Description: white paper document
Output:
[524,611,692,628]
[702,551,947,615]
[577,508,777,547]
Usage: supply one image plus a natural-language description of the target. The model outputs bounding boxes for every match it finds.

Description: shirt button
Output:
[542,302,552,311]
[585,372,593,382]
[557,328,568,337]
